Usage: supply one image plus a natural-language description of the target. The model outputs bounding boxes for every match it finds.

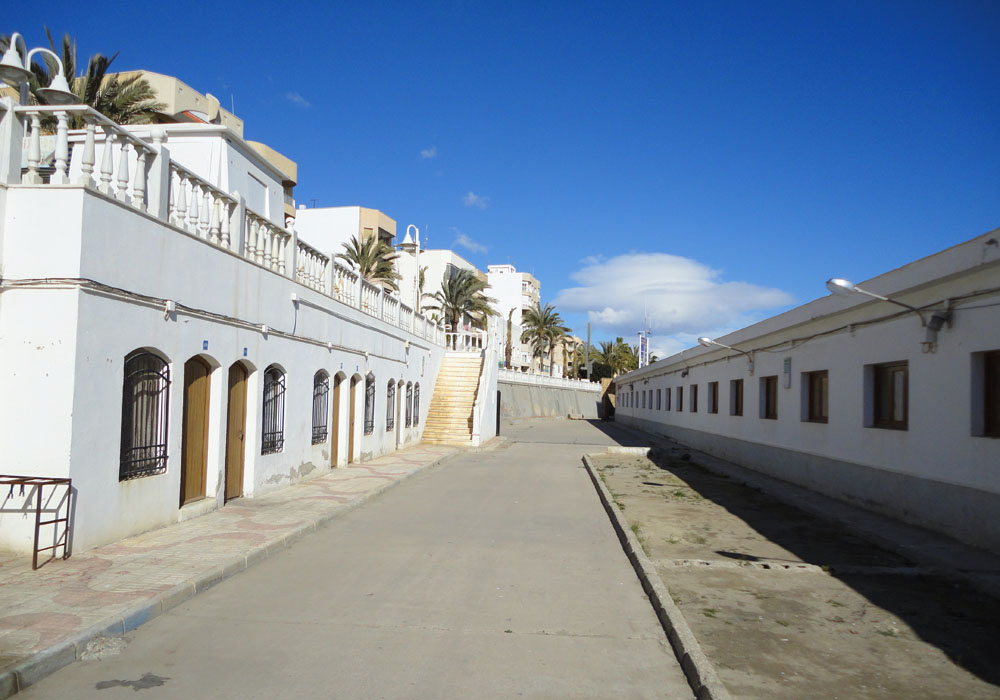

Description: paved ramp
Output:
[20,419,692,699]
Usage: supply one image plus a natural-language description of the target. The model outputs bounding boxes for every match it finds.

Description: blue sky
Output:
[11,1,1000,355]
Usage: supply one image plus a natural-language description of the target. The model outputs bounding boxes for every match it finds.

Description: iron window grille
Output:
[312,372,329,444]
[364,373,375,435]
[386,381,396,431]
[262,366,286,454]
[406,383,413,427]
[413,383,420,425]
[119,351,170,481]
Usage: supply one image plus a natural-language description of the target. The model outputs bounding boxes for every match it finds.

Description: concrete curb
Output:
[582,453,733,700]
[0,448,459,699]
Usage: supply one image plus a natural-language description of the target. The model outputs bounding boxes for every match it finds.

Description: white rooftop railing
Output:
[498,368,601,391]
[0,102,444,345]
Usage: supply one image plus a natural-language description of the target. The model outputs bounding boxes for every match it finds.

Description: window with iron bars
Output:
[406,383,413,427]
[413,383,420,425]
[386,380,396,431]
[262,366,285,454]
[312,372,329,444]
[120,351,170,481]
[364,373,375,435]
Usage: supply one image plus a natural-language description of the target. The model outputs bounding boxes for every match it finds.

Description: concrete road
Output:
[20,419,692,699]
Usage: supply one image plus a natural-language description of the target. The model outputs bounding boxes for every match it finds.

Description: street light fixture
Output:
[0,32,79,105]
[826,277,952,347]
[697,337,754,374]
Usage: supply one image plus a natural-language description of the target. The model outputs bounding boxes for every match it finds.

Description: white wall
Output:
[0,186,444,553]
[614,230,1000,552]
[294,206,361,259]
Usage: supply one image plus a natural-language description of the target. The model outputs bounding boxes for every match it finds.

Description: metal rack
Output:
[0,475,73,569]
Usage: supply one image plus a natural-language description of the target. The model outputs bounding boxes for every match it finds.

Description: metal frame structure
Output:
[1,475,73,569]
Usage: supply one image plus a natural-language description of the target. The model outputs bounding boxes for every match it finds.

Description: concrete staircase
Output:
[422,353,484,445]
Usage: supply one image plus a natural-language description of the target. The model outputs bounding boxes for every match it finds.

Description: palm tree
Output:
[593,338,637,377]
[2,29,165,127]
[336,235,401,292]
[504,309,515,369]
[423,268,497,347]
[521,302,570,376]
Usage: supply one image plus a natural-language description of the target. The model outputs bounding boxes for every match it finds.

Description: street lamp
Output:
[826,277,951,346]
[697,337,754,374]
[0,32,79,105]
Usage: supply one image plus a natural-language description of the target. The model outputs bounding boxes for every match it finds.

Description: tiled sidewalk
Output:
[0,443,458,697]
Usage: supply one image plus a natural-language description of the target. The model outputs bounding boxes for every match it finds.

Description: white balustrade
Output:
[5,106,449,347]
[360,280,381,317]
[445,328,488,352]
[16,105,156,209]
[296,240,330,291]
[331,261,357,306]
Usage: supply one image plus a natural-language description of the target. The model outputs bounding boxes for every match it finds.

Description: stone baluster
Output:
[98,126,114,194]
[198,186,211,238]
[77,117,97,187]
[51,110,69,184]
[187,179,199,233]
[247,216,259,263]
[174,172,187,227]
[115,135,130,202]
[25,114,42,184]
[219,198,232,248]
[133,147,147,210]
[276,231,287,274]
[209,194,221,245]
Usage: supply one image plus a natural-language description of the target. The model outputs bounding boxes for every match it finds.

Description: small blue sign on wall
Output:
[202,340,209,351]
[243,347,248,357]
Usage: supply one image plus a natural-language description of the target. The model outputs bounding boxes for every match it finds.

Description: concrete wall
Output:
[499,381,602,419]
[0,186,444,554]
[614,229,1000,553]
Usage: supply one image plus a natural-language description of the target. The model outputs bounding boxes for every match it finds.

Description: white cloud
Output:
[286,91,310,108]
[554,252,795,356]
[420,146,438,159]
[463,191,489,209]
[453,231,488,254]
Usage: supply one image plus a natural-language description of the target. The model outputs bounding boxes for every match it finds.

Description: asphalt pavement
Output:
[18,419,692,699]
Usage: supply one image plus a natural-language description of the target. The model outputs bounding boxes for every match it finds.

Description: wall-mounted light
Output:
[826,277,951,349]
[697,337,754,375]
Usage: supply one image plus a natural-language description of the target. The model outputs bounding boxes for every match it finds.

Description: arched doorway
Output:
[181,356,211,507]
[224,361,248,502]
[395,379,404,448]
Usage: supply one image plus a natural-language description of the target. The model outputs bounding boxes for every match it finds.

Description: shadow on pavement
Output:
[644,445,1000,689]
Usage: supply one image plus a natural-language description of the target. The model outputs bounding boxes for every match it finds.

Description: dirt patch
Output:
[592,451,1000,700]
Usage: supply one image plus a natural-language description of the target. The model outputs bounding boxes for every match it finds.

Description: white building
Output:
[614,230,1000,554]
[397,245,482,323]
[486,264,543,373]
[0,99,449,555]
[293,205,396,260]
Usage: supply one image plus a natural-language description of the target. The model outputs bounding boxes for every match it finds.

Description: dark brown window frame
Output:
[731,379,743,416]
[665,387,671,411]
[761,375,778,420]
[806,370,828,424]
[690,384,698,413]
[708,381,719,414]
[985,351,1000,438]
[873,362,908,430]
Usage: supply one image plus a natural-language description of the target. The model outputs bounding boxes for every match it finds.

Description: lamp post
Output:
[697,336,755,374]
[825,278,926,322]
[0,32,79,105]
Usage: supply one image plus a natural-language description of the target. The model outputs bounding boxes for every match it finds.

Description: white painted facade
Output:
[614,230,1000,553]
[486,264,543,372]
[0,101,449,554]
[398,248,480,324]
[293,206,369,259]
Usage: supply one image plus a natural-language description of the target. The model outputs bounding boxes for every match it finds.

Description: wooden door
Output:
[180,357,211,506]
[224,363,248,501]
[331,375,342,467]
[348,376,358,464]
